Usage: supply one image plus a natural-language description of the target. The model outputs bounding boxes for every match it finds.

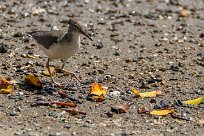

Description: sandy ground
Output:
[0,0,204,136]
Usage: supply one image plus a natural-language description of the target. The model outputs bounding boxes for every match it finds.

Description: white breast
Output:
[38,34,81,60]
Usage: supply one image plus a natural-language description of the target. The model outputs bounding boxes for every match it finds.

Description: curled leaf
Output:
[137,106,150,114]
[31,100,76,107]
[0,85,14,94]
[139,90,161,98]
[25,75,43,89]
[50,101,76,107]
[66,107,86,115]
[0,76,15,94]
[150,109,174,116]
[182,96,204,106]
[1,76,8,85]
[132,87,139,95]
[132,88,161,98]
[110,102,133,114]
[88,82,107,102]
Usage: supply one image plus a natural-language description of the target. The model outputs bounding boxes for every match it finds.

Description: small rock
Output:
[48,132,61,136]
[197,120,204,127]
[106,111,114,117]
[170,65,179,71]
[72,132,77,135]
[14,131,22,135]
[64,124,71,129]
[93,42,103,49]
[150,99,157,103]
[179,9,190,17]
[110,91,120,97]
[128,74,134,79]
[199,33,204,38]
[13,32,24,37]
[0,43,8,53]
[9,111,17,116]
[32,8,46,15]
[27,132,39,136]
[113,51,120,56]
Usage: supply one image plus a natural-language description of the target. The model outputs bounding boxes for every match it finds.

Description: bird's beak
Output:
[80,28,93,41]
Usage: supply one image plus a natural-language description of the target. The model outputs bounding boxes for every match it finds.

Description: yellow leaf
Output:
[90,82,106,96]
[91,94,105,102]
[25,75,43,88]
[150,109,174,116]
[182,96,204,106]
[1,76,8,85]
[132,87,161,98]
[42,66,55,76]
[0,85,14,94]
[132,87,139,95]
[139,90,161,98]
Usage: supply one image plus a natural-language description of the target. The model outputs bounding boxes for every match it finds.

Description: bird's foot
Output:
[61,69,82,83]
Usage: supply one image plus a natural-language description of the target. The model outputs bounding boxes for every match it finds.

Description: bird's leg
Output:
[46,59,62,86]
[60,59,82,83]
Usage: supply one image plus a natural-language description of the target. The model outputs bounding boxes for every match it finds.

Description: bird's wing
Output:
[27,30,65,49]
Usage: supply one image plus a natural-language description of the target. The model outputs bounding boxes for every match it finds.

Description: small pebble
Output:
[64,124,71,129]
[109,91,120,97]
[9,111,17,116]
[0,43,8,53]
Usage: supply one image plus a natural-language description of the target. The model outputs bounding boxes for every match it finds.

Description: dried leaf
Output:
[0,76,15,94]
[0,85,14,94]
[182,96,204,106]
[42,66,55,76]
[66,107,86,115]
[25,75,43,89]
[51,101,76,107]
[91,94,105,102]
[139,90,161,98]
[1,76,8,85]
[88,82,106,102]
[132,87,139,95]
[150,109,174,116]
[137,106,150,114]
[90,82,106,96]
[132,87,161,98]
[31,100,76,107]
[110,102,133,114]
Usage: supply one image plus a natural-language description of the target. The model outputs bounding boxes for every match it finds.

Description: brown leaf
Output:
[31,100,76,107]
[137,106,150,114]
[25,75,43,89]
[66,107,86,115]
[110,102,133,114]
[50,101,76,107]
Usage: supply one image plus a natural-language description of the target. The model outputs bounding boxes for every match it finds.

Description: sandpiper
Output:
[27,19,93,86]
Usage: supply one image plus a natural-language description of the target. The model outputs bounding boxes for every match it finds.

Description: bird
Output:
[27,19,93,86]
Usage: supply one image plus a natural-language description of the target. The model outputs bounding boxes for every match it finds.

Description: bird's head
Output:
[68,19,93,41]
